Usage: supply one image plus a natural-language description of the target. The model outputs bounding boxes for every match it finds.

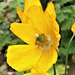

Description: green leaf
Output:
[62,6,72,13]
[9,0,25,11]
[71,5,75,17]
[55,4,61,14]
[61,18,74,31]
[0,2,9,13]
[55,0,73,5]
[0,35,11,50]
[59,30,75,55]
[57,13,68,22]
[0,2,9,8]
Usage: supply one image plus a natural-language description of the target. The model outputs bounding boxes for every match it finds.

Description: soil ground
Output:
[68,56,75,75]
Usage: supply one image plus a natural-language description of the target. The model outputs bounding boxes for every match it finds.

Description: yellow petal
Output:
[10,22,40,45]
[24,73,51,75]
[33,47,57,72]
[7,45,42,72]
[71,22,75,34]
[27,6,50,35]
[46,2,56,19]
[24,0,41,12]
[16,7,28,23]
[21,12,28,23]
[31,68,37,73]
[43,11,52,34]
[46,73,51,75]
[16,7,23,20]
[43,11,60,51]
[50,18,61,51]
[24,0,56,20]
[31,68,51,75]
[24,68,51,75]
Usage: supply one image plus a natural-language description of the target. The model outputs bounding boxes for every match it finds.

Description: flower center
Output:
[35,33,53,50]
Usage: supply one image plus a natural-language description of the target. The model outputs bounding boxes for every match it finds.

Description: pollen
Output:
[35,34,39,37]
[35,34,53,50]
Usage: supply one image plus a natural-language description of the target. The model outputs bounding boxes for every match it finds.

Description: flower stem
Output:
[24,71,26,74]
[65,34,75,75]
[53,64,56,75]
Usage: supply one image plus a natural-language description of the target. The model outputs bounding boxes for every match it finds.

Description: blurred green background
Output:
[0,0,75,75]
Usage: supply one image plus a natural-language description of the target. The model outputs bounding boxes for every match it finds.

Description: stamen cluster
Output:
[35,34,53,50]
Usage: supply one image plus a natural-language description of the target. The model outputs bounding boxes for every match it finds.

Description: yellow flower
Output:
[17,0,56,23]
[7,0,61,73]
[24,68,51,75]
[71,22,75,34]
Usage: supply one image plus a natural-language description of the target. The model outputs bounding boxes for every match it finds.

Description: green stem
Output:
[24,71,26,74]
[65,34,75,75]
[53,64,56,75]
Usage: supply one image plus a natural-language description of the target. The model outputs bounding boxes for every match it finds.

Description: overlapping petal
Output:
[46,2,56,19]
[33,47,57,72]
[24,73,51,75]
[24,0,41,12]
[71,22,75,34]
[24,0,56,19]
[24,68,51,75]
[17,0,56,24]
[43,11,60,51]
[16,3,60,50]
[50,18,61,51]
[16,7,28,23]
[27,6,49,35]
[10,22,40,45]
[7,45,42,72]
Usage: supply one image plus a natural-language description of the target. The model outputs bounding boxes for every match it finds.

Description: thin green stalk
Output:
[65,34,75,75]
[24,71,26,74]
[53,64,56,75]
